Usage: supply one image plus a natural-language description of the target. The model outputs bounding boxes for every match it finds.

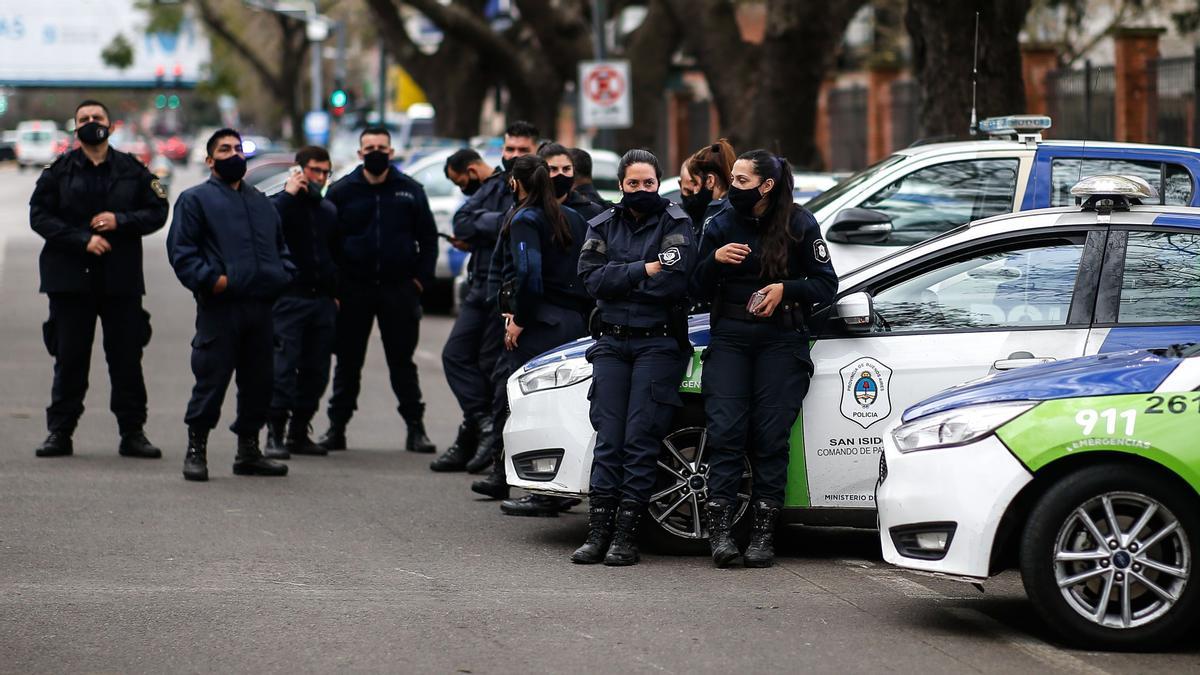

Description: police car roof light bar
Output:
[977,115,1053,144]
[1070,174,1158,213]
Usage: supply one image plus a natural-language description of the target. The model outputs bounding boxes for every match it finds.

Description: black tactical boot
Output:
[118,429,162,458]
[285,410,327,456]
[465,414,498,474]
[264,410,289,460]
[604,500,644,566]
[35,432,73,458]
[501,494,582,517]
[571,498,618,564]
[706,498,742,568]
[470,448,509,500]
[743,499,782,568]
[429,414,479,472]
[182,428,209,482]
[405,420,436,454]
[232,435,289,477]
[317,421,347,451]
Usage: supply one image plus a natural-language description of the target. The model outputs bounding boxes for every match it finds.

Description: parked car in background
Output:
[658,172,839,206]
[109,127,154,166]
[0,130,17,161]
[155,135,190,164]
[15,120,59,170]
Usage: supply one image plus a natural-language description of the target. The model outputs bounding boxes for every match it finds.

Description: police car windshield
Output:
[804,155,905,214]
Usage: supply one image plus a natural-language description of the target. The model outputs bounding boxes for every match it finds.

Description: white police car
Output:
[505,175,1200,550]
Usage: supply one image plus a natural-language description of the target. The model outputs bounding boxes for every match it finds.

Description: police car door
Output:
[798,226,1106,509]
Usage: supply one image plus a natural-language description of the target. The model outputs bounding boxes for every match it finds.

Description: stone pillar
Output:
[866,64,901,164]
[816,78,836,172]
[1021,44,1060,116]
[1114,27,1165,144]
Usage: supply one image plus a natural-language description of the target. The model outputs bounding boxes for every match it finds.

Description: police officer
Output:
[572,149,695,566]
[318,126,439,454]
[691,150,837,568]
[262,146,338,460]
[29,99,168,459]
[167,128,295,481]
[679,139,735,237]
[568,147,612,211]
[541,144,607,221]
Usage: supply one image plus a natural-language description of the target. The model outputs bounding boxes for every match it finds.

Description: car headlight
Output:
[891,401,1035,453]
[517,357,592,395]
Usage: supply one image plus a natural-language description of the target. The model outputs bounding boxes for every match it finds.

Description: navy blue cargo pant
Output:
[703,318,811,504]
[442,284,504,418]
[271,293,336,417]
[185,297,274,436]
[586,335,688,504]
[43,293,150,435]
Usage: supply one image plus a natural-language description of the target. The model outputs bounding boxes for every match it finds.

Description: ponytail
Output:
[503,154,572,248]
[738,149,797,279]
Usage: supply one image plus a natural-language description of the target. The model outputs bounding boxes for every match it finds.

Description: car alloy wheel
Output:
[647,426,751,540]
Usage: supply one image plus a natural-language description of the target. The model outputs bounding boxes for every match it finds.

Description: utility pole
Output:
[590,0,611,150]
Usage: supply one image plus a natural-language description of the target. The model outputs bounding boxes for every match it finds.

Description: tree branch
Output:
[398,0,525,76]
[362,0,434,71]
[512,0,593,80]
[193,0,286,96]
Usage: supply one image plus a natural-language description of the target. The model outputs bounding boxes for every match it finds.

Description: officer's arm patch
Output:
[658,247,681,266]
[150,178,167,200]
[662,233,688,249]
[813,238,830,263]
[582,238,607,255]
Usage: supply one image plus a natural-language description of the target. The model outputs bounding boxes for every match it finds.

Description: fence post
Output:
[1084,59,1093,140]
[1113,26,1165,143]
[866,62,901,163]
[1194,47,1200,147]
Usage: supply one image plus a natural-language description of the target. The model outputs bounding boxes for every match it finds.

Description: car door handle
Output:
[992,356,1056,371]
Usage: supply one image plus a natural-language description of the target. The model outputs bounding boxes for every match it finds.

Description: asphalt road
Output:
[0,162,1197,673]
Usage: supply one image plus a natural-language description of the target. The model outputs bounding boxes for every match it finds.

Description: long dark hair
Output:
[739,149,797,279]
[503,154,571,248]
[686,138,735,193]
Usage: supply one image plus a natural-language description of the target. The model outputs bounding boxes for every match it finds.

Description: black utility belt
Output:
[596,321,673,339]
[718,301,806,326]
[284,287,332,299]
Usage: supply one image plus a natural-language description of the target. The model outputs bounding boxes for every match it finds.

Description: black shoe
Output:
[471,449,509,500]
[500,494,580,517]
[35,432,73,457]
[118,430,162,459]
[317,424,347,451]
[183,428,209,482]
[285,413,327,456]
[706,498,742,568]
[743,499,781,568]
[571,498,618,564]
[264,411,289,460]
[430,415,479,472]
[405,421,436,454]
[604,500,643,566]
[464,415,498,474]
[232,435,288,477]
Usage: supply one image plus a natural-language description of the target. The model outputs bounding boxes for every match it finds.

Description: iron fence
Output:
[1046,62,1115,141]
[829,85,867,171]
[1150,56,1194,147]
[890,79,919,150]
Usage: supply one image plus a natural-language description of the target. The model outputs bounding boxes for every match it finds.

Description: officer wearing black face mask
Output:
[538,143,605,222]
[691,149,837,569]
[261,146,339,461]
[679,139,735,238]
[29,99,168,460]
[572,149,696,567]
[318,126,439,455]
[167,128,296,481]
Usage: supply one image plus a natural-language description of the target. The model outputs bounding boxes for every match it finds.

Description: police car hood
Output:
[903,349,1181,422]
[521,314,712,371]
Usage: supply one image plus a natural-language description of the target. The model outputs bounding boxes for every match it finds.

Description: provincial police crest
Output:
[839,357,893,429]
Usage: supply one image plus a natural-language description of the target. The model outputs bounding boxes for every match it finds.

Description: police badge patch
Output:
[150,179,167,200]
[658,247,681,266]
[813,238,830,263]
[839,357,893,429]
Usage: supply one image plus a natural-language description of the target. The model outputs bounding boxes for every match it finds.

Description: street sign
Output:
[578,60,631,129]
[304,110,331,146]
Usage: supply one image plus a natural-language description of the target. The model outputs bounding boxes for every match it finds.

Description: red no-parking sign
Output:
[578,60,631,129]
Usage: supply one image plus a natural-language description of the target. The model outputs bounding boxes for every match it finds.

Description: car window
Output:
[592,156,620,193]
[20,131,52,142]
[410,162,457,198]
[872,239,1085,332]
[1118,231,1200,323]
[859,159,1019,246]
[805,155,904,213]
[1050,158,1194,206]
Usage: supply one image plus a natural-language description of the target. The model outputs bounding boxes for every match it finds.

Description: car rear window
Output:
[1051,158,1193,206]
[1118,230,1200,323]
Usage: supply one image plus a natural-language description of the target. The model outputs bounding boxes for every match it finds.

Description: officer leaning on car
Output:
[29,99,168,460]
[691,149,837,568]
[553,145,607,221]
[573,149,696,567]
[167,128,296,482]
[262,145,339,461]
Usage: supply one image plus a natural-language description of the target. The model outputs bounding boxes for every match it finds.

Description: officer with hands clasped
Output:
[29,99,168,459]
[691,150,837,568]
[167,128,296,481]
[572,149,696,567]
[263,146,339,460]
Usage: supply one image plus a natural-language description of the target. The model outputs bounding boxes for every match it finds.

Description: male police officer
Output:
[318,126,439,453]
[167,128,294,481]
[29,99,167,458]
[568,147,612,211]
[263,146,338,460]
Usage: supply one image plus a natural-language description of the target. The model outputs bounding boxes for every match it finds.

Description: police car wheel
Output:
[644,424,753,555]
[1019,463,1200,651]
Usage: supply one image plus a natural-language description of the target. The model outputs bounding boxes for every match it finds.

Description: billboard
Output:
[0,0,209,87]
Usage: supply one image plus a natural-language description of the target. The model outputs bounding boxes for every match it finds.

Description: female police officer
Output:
[573,149,695,566]
[679,138,736,236]
[691,149,837,568]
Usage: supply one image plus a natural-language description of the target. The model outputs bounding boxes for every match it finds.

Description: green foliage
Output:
[100,33,135,70]
[138,0,185,33]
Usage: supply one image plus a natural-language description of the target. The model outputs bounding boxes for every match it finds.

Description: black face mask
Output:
[501,156,515,173]
[552,174,575,200]
[728,184,765,217]
[76,122,109,147]
[681,187,713,223]
[461,177,482,196]
[621,189,668,215]
[213,155,247,184]
[363,151,391,176]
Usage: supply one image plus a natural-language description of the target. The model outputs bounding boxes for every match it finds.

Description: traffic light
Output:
[330,87,348,117]
[154,94,167,110]
[167,94,180,110]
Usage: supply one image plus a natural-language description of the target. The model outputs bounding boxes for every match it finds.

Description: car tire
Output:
[1019,463,1200,651]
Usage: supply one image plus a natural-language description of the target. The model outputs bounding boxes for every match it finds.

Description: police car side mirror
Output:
[835,292,873,332]
[827,208,893,245]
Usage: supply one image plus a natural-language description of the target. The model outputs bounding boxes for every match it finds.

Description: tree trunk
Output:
[420,43,491,139]
[907,0,1032,139]
[615,0,681,152]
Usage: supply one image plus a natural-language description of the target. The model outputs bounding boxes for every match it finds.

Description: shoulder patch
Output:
[665,203,688,221]
[582,238,608,255]
[813,238,830,264]
[658,247,682,267]
[150,178,167,200]
[587,208,617,228]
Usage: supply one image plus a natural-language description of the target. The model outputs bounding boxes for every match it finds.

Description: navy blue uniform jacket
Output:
[271,190,339,296]
[502,205,591,327]
[453,170,512,286]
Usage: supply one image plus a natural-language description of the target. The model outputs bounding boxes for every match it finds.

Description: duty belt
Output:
[718,301,806,328]
[596,321,673,339]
